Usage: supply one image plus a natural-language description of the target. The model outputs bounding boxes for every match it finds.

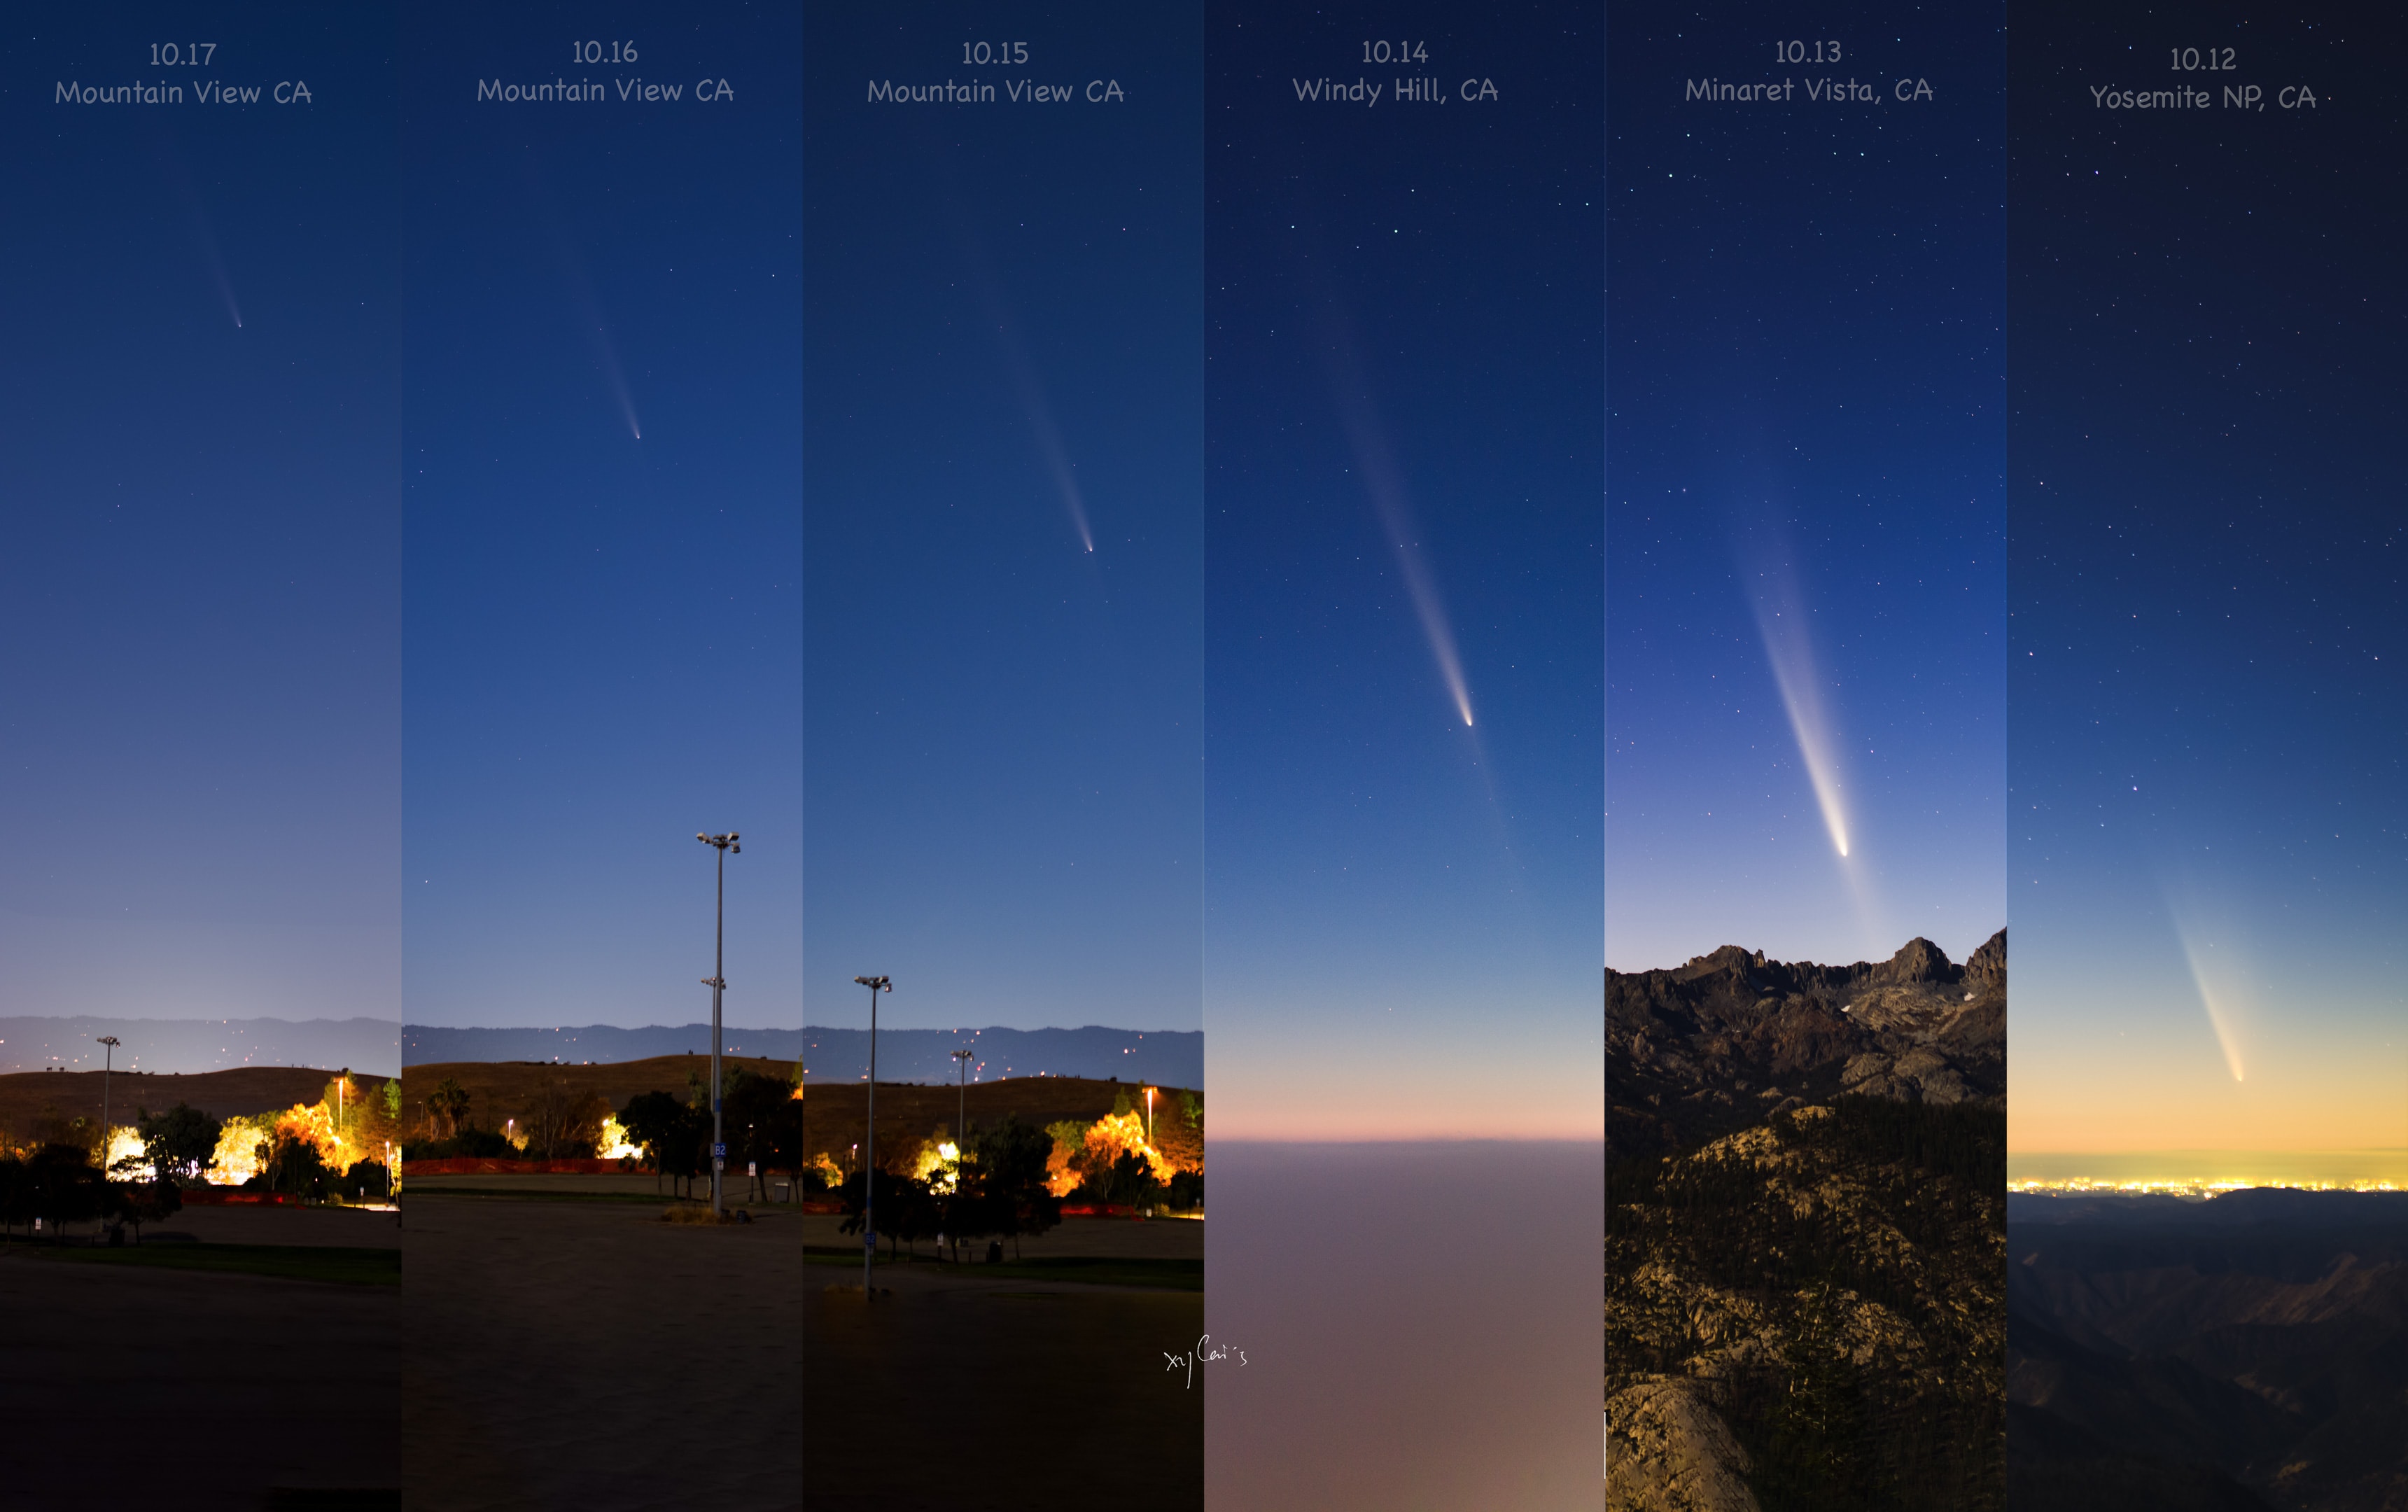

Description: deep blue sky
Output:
[802,6,1203,1041]
[1205,4,1602,1137]
[2007,7,2406,1156]
[0,6,400,1042]
[1607,4,2007,974]
[402,4,801,1033]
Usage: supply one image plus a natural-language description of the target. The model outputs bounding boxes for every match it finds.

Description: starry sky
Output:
[800,4,1203,1049]
[401,3,802,1034]
[0,5,401,1042]
[2006,6,2406,1161]
[1606,4,2008,976]
[6,4,2392,1164]
[1205,4,1602,1140]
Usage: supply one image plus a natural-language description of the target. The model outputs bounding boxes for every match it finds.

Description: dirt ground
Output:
[401,1194,802,1511]
[398,1191,1200,1510]
[805,1261,1204,1511]
[0,1209,400,1510]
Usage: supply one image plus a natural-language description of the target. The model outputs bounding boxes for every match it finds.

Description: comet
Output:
[164,150,242,328]
[194,209,244,329]
[2169,902,2249,1083]
[993,327,1094,553]
[528,158,642,440]
[1746,565,1850,859]
[1326,348,1474,727]
[583,317,643,441]
[948,216,1096,553]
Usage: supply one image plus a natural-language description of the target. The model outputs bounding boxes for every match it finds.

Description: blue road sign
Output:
[711,1142,727,1158]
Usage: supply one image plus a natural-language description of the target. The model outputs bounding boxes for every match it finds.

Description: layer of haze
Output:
[2008,12,2407,1163]
[1205,6,1603,1142]
[0,7,400,1049]
[401,5,802,1033]
[801,6,1201,1039]
[1606,6,2008,977]
[1208,1142,1604,1509]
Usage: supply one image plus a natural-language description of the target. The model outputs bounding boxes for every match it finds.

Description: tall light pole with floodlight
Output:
[97,1037,120,1170]
[951,1048,974,1159]
[854,974,890,1293]
[698,831,741,1215]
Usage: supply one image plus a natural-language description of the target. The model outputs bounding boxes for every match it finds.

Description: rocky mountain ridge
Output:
[1606,932,2009,1511]
[1606,1099,2008,1511]
[1609,930,2005,1162]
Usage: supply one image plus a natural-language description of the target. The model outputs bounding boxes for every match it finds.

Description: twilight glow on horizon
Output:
[2006,45,2406,1168]
[1203,8,1600,1142]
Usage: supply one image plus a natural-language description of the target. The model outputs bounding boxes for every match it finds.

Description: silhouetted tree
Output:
[618,1091,704,1197]
[115,1172,182,1241]
[134,1102,223,1186]
[724,1071,800,1202]
[431,1077,472,1138]
[837,1169,938,1260]
[967,1117,1062,1260]
[26,1144,108,1238]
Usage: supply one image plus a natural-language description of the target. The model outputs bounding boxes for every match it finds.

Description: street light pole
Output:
[951,1048,974,1153]
[96,1037,120,1171]
[698,832,741,1216]
[853,974,890,1294]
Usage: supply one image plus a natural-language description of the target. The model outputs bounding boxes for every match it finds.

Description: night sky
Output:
[1,6,400,1041]
[802,4,1203,1049]
[1206,4,1602,1140]
[2008,6,2406,1161]
[1607,4,2008,974]
[401,4,801,1034]
[3,5,2393,1163]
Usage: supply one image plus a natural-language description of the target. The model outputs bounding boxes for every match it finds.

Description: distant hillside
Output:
[2008,1191,2408,1510]
[0,1016,399,1078]
[2,1065,394,1138]
[402,1023,1200,1088]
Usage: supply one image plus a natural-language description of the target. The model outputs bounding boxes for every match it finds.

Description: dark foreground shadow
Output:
[804,1273,1203,1511]
[0,1242,399,1511]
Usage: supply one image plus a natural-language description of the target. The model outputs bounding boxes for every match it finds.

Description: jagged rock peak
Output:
[1871,936,1958,985]
[1676,944,1763,979]
[1963,929,2007,990]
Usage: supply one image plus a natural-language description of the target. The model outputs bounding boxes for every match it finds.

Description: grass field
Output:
[806,1277,1202,1510]
[802,1243,1203,1291]
[1,1233,400,1285]
[402,1184,708,1205]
